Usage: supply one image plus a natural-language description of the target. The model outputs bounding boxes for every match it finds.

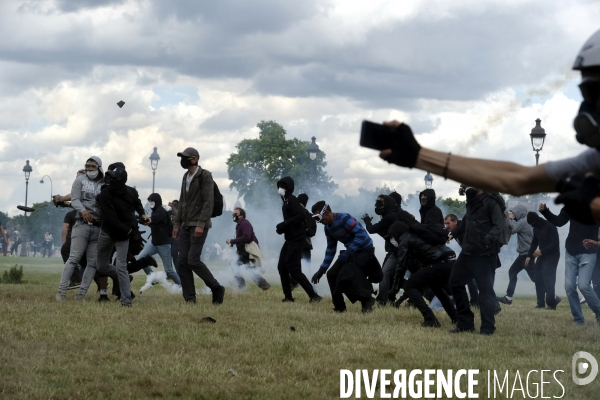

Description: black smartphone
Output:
[360,120,396,151]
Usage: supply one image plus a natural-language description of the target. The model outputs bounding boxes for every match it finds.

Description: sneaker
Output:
[421,318,441,328]
[185,297,197,304]
[121,303,132,308]
[67,282,81,290]
[479,331,494,336]
[212,285,225,305]
[309,294,323,303]
[555,296,562,306]
[497,296,512,305]
[449,327,475,334]
[362,297,376,314]
[55,292,66,302]
[97,294,110,303]
[145,255,158,269]
[535,304,545,309]
[333,308,347,313]
[261,284,271,291]
[282,297,295,303]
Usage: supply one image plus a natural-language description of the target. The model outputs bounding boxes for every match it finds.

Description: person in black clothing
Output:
[290,193,317,291]
[276,177,322,303]
[525,212,561,310]
[419,189,443,226]
[539,203,600,325]
[75,165,149,306]
[445,214,479,307]
[362,194,399,305]
[448,188,503,335]
[388,221,458,327]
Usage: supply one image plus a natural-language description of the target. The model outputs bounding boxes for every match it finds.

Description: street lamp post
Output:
[149,147,160,193]
[529,118,547,166]
[424,172,434,189]
[22,160,32,215]
[307,136,320,161]
[40,175,53,201]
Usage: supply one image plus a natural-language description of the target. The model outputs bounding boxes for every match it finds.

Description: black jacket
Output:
[147,193,171,246]
[419,189,443,226]
[393,231,456,274]
[365,195,399,252]
[451,193,503,256]
[528,219,560,257]
[98,184,145,242]
[276,176,306,242]
[540,207,597,255]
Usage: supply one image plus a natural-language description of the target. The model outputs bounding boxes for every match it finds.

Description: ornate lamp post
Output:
[149,147,160,193]
[424,172,434,189]
[22,160,32,215]
[530,118,547,166]
[307,137,320,161]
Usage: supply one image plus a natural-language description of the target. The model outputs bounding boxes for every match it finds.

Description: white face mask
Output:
[148,201,155,209]
[390,238,399,247]
[86,170,98,179]
[278,188,286,196]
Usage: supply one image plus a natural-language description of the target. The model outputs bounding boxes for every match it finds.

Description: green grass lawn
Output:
[1,257,599,399]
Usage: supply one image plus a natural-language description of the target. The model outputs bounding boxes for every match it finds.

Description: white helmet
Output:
[573,29,600,70]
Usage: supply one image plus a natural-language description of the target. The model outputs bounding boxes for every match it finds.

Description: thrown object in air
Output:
[228,369,238,377]
[201,316,217,324]
[290,326,296,332]
[17,205,35,212]
[117,100,125,108]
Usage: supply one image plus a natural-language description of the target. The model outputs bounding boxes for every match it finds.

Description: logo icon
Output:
[572,351,598,386]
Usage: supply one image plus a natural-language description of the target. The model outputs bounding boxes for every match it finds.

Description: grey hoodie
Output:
[70,156,105,220]
[508,204,533,255]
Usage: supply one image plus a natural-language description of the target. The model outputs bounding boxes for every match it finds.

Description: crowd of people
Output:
[41,28,600,335]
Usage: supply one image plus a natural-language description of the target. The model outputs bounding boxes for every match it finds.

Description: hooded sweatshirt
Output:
[364,195,400,252]
[276,176,306,242]
[540,206,597,255]
[526,212,560,258]
[508,204,533,256]
[70,155,104,220]
[419,189,444,226]
[147,193,171,246]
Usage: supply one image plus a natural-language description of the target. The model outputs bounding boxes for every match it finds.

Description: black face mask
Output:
[233,214,240,222]
[574,101,600,150]
[465,187,478,200]
[180,158,193,169]
[375,200,384,215]
[420,198,428,206]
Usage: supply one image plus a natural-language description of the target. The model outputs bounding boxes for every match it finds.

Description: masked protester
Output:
[389,191,417,225]
[524,212,561,310]
[447,187,504,335]
[419,189,443,226]
[539,204,600,324]
[362,195,399,305]
[56,156,105,301]
[311,201,379,313]
[173,147,225,304]
[75,164,149,307]
[497,205,537,306]
[388,221,457,327]
[137,193,181,286]
[276,177,322,303]
[226,207,270,290]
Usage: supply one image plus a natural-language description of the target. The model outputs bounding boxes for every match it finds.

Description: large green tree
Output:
[226,120,337,207]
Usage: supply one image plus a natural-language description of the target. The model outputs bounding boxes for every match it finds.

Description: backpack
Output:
[305,210,317,238]
[199,170,224,218]
[498,209,512,246]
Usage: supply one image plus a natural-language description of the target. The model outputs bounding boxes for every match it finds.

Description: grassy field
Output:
[1,257,599,399]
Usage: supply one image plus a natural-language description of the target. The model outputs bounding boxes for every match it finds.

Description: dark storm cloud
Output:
[54,0,126,12]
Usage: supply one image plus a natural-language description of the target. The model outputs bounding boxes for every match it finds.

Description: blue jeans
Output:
[564,251,600,324]
[139,242,181,285]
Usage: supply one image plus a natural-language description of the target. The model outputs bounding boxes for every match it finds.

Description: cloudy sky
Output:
[1,0,599,215]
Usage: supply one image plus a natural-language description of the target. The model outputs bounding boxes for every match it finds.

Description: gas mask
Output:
[180,157,193,169]
[574,100,600,150]
[375,199,384,215]
[86,170,99,180]
[278,188,286,197]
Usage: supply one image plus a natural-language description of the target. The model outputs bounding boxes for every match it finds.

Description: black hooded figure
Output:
[526,212,561,309]
[276,177,321,303]
[289,193,317,291]
[419,189,444,226]
[75,164,148,307]
[362,194,399,305]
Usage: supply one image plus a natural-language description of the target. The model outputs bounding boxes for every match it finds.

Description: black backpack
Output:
[198,170,224,218]
[305,210,317,237]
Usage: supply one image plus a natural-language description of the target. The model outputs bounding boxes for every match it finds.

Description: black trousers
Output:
[170,237,180,275]
[504,254,534,297]
[450,254,497,334]
[405,262,457,322]
[278,239,315,299]
[326,250,372,310]
[290,248,312,287]
[533,253,560,308]
[178,227,219,301]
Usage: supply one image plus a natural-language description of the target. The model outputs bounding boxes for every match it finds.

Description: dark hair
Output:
[444,214,458,222]
[234,207,246,218]
[311,201,331,214]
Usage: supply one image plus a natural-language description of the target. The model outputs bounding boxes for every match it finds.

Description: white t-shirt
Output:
[544,148,600,182]
[186,167,199,192]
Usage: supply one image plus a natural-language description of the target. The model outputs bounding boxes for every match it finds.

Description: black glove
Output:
[555,174,600,224]
[361,214,372,224]
[311,268,326,284]
[382,123,422,168]
[276,222,286,235]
